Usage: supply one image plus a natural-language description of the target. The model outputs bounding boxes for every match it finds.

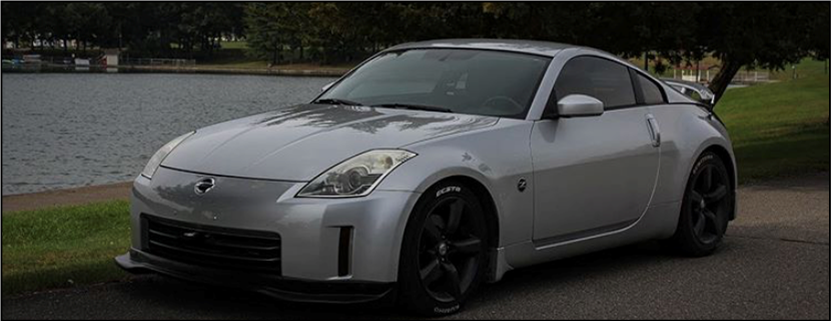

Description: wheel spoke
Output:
[690,191,704,205]
[452,237,482,257]
[442,262,462,298]
[446,200,465,235]
[694,212,706,236]
[423,216,444,244]
[704,185,728,203]
[702,208,716,221]
[704,209,725,234]
[702,167,713,192]
[701,208,725,235]
[420,258,443,286]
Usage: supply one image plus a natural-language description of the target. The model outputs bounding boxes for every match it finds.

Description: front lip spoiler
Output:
[115,250,394,304]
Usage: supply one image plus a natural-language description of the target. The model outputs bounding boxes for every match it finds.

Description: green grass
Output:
[1,201,132,295]
[769,58,829,82]
[718,69,829,183]
[219,41,249,50]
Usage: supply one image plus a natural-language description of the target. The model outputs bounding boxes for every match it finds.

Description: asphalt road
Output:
[3,173,828,319]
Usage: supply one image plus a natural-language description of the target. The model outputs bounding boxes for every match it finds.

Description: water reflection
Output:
[1,73,335,195]
[255,104,498,136]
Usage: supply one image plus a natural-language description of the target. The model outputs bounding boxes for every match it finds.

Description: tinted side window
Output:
[635,73,665,104]
[554,56,636,108]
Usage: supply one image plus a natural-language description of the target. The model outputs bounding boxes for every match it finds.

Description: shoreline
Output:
[2,182,132,213]
[1,64,349,77]
[3,171,828,214]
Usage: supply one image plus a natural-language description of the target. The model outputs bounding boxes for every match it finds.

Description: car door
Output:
[530,56,661,245]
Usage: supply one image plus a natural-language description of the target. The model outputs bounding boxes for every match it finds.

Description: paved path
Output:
[2,173,828,319]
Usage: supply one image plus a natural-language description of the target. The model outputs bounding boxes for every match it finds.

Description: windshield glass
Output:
[318,49,551,119]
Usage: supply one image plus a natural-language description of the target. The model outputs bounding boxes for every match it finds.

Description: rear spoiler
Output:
[661,79,716,110]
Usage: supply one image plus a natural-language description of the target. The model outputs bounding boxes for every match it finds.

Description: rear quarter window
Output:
[554,56,636,108]
[635,73,666,105]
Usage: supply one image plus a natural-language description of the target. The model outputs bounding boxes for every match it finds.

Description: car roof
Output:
[384,39,583,57]
[379,39,696,105]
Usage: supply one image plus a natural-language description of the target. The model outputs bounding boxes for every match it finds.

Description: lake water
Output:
[1,73,336,195]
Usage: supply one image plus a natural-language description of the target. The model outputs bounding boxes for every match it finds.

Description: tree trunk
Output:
[271,48,278,65]
[708,58,743,107]
[208,36,214,57]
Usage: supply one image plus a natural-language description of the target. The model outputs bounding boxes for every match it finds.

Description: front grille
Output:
[143,215,281,274]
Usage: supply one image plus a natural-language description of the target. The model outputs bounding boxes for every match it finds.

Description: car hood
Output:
[161,104,499,181]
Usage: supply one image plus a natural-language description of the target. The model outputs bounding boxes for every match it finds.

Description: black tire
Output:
[670,151,735,257]
[397,180,488,317]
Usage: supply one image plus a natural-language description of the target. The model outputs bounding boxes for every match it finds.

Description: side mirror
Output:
[321,81,335,92]
[557,94,604,117]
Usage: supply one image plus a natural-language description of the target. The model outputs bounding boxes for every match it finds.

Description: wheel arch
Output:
[436,175,501,253]
[401,174,502,283]
[700,144,737,220]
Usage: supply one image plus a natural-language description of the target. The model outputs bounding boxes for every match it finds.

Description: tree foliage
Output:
[2,2,828,103]
[1,2,244,58]
[694,2,830,102]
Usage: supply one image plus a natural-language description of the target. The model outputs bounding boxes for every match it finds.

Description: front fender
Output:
[376,120,536,247]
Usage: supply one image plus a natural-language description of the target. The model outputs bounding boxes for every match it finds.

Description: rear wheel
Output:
[398,181,488,316]
[670,151,734,256]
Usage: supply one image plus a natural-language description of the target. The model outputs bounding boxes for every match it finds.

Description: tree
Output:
[3,2,11,49]
[1,2,49,50]
[64,3,112,52]
[484,2,827,107]
[696,2,829,104]
[805,3,830,61]
[2,1,826,84]
[1,2,14,47]
[245,3,285,65]
[177,3,243,57]
[305,2,361,64]
[482,2,696,61]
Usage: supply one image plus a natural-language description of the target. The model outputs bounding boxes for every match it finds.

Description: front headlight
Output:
[297,149,416,198]
[141,131,195,179]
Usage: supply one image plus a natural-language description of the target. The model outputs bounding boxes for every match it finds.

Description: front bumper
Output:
[116,250,393,303]
[122,166,421,302]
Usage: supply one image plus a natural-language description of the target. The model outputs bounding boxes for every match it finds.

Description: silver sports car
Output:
[116,39,737,316]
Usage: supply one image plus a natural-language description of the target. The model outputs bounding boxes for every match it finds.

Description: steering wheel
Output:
[480,96,523,116]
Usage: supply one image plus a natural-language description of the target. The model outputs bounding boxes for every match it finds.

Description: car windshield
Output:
[317,49,551,119]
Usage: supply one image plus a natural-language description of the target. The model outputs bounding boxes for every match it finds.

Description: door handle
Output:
[646,114,661,147]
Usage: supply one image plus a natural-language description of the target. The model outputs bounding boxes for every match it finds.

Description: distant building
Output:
[673,64,716,83]
[103,49,120,66]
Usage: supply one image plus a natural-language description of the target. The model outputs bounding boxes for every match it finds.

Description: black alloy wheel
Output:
[417,196,484,302]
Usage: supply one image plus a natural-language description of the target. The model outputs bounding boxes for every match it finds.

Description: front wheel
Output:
[398,181,488,316]
[670,151,735,256]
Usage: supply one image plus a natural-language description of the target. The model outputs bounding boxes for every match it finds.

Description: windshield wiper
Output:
[371,103,453,113]
[313,98,364,106]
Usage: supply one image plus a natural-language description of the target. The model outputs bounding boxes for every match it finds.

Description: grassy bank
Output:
[2,201,131,295]
[718,71,829,183]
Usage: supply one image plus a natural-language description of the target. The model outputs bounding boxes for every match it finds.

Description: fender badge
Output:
[517,178,527,192]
